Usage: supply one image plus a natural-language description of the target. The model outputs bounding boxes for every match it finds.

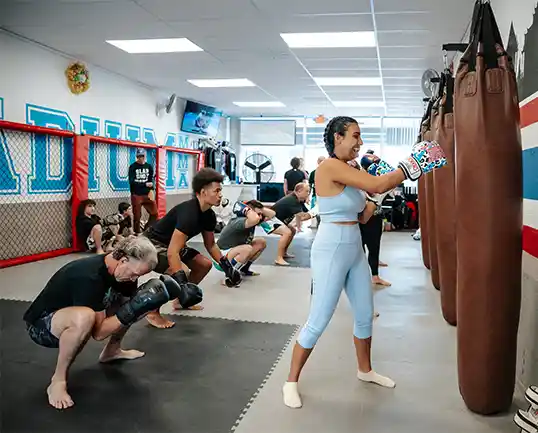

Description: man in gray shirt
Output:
[216,200,272,279]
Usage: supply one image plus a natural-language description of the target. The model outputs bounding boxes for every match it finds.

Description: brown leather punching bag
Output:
[455,1,522,415]
[418,101,435,270]
[427,102,441,290]
[433,75,457,325]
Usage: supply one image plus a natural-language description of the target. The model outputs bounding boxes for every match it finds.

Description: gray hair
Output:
[111,236,158,270]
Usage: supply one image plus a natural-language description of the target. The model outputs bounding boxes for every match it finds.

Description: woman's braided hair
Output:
[323,116,358,158]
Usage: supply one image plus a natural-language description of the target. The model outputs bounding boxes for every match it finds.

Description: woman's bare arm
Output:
[323,158,405,194]
[358,202,377,224]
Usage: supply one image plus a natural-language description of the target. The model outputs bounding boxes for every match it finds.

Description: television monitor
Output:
[181,100,222,137]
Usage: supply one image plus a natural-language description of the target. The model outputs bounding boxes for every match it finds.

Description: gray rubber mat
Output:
[190,236,314,268]
[1,300,297,433]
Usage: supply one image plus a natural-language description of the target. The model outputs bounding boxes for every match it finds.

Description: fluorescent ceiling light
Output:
[332,101,386,108]
[188,79,256,88]
[280,31,376,48]
[106,38,203,54]
[314,77,382,86]
[233,101,285,108]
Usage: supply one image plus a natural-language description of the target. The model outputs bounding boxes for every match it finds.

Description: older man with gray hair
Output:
[23,236,183,410]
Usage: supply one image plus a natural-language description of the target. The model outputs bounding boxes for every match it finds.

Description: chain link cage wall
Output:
[0,128,73,260]
[165,149,196,212]
[87,140,157,225]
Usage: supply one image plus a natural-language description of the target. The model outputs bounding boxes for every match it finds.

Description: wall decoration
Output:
[65,61,90,95]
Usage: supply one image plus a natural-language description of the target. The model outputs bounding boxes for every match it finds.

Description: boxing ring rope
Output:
[0,121,204,267]
[0,121,76,269]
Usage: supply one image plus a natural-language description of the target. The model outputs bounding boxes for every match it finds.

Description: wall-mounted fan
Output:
[156,93,177,117]
[421,69,440,98]
[242,153,275,183]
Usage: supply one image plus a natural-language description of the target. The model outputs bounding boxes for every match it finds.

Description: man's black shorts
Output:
[145,237,201,274]
[26,312,59,348]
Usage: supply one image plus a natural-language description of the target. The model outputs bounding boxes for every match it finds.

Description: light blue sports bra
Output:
[317,186,366,223]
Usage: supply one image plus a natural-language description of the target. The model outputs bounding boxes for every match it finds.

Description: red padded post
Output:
[72,135,90,251]
[156,147,167,218]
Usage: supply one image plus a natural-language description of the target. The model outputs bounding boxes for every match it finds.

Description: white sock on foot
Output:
[357,370,395,388]
[282,382,302,408]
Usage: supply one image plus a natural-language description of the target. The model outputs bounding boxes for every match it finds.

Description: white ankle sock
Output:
[357,370,395,388]
[282,382,302,408]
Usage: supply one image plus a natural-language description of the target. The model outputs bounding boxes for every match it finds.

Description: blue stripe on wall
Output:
[523,147,538,200]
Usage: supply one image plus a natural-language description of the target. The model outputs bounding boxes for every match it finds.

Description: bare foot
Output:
[379,261,388,267]
[275,258,290,266]
[99,348,145,363]
[96,248,105,255]
[283,253,295,259]
[145,312,175,328]
[47,380,74,410]
[172,299,204,311]
[372,276,391,287]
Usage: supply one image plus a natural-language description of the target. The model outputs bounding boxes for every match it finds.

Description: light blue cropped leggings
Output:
[298,223,373,349]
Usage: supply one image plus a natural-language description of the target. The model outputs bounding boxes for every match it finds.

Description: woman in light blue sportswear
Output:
[282,116,447,408]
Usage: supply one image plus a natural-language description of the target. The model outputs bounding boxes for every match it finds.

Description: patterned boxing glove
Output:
[366,159,396,177]
[232,201,249,217]
[398,140,447,181]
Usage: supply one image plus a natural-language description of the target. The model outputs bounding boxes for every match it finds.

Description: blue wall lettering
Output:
[0,129,20,194]
[26,104,73,193]
[80,116,100,192]
[0,97,4,120]
[104,120,122,139]
[177,134,190,149]
[178,153,189,188]
[164,133,176,147]
[126,125,141,142]
[166,151,176,190]
[143,128,157,144]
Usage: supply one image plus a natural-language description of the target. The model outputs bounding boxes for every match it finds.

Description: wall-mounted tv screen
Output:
[181,100,222,137]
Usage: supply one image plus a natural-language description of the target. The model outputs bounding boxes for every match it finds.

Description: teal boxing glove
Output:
[397,140,447,181]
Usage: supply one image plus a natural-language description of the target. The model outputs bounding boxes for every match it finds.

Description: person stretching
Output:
[215,200,270,281]
[142,168,242,328]
[282,116,447,408]
[22,237,183,410]
[270,182,312,266]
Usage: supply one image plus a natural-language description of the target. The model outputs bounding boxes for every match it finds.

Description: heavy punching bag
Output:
[418,101,435,270]
[455,1,522,414]
[427,101,441,290]
[433,74,457,325]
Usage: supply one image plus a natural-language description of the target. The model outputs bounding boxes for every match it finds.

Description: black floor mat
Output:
[190,236,314,268]
[0,300,297,433]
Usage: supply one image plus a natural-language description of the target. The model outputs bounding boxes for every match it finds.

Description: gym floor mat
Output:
[190,236,314,268]
[0,300,297,433]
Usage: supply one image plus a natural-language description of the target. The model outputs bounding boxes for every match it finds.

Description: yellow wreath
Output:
[65,61,90,94]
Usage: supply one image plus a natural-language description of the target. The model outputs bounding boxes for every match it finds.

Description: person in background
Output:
[142,168,242,328]
[271,182,312,266]
[308,156,325,228]
[215,200,271,280]
[76,199,104,254]
[284,157,307,196]
[101,202,134,249]
[129,149,158,234]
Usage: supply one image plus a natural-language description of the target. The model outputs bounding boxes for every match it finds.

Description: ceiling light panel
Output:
[106,38,203,54]
[280,31,376,48]
[314,77,382,86]
[187,79,256,88]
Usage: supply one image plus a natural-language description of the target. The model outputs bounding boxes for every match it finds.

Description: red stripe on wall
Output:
[523,225,538,259]
[520,97,538,128]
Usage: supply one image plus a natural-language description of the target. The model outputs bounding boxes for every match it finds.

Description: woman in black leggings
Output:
[360,212,391,286]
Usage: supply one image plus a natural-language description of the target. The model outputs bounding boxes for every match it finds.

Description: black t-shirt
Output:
[271,193,308,225]
[23,255,138,324]
[76,215,99,241]
[129,162,154,196]
[308,170,316,197]
[146,197,217,245]
[284,169,306,192]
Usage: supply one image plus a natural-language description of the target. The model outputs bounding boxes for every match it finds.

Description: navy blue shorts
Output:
[26,312,59,348]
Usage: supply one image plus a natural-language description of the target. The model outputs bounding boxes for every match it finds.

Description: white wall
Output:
[0,29,227,147]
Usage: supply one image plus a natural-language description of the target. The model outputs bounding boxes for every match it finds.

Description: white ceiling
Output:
[1,0,475,118]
